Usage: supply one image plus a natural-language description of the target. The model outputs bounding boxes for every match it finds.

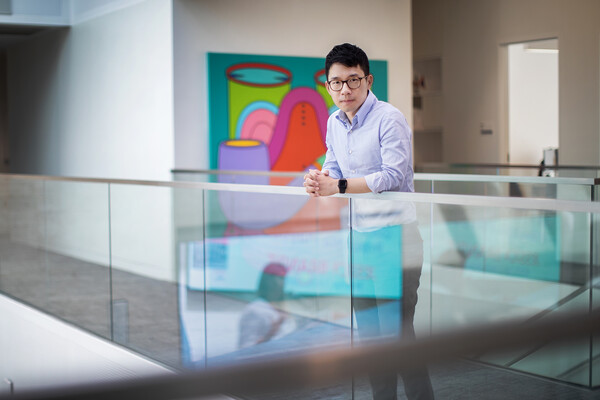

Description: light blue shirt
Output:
[322,91,414,193]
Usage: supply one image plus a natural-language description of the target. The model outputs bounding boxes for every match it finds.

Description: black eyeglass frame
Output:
[326,76,369,91]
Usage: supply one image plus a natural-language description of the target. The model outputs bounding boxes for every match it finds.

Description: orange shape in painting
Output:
[270,102,326,185]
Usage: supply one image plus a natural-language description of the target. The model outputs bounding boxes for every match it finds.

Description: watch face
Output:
[338,179,347,193]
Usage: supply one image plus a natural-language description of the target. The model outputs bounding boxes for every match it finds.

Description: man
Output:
[303,43,413,197]
[304,43,434,400]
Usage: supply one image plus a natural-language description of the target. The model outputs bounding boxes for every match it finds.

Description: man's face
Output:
[326,62,373,120]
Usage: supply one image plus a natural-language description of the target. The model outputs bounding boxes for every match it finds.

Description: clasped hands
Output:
[303,169,338,197]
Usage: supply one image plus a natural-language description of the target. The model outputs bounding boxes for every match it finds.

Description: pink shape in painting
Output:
[240,109,277,145]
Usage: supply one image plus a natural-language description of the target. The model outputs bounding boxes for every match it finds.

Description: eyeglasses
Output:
[327,76,368,91]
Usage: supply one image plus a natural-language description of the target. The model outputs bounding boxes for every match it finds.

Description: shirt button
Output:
[352,170,356,174]
[348,150,352,154]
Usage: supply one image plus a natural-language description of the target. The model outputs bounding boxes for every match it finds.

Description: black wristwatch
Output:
[338,178,347,194]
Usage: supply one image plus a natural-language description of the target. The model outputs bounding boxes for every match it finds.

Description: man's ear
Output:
[368,74,374,89]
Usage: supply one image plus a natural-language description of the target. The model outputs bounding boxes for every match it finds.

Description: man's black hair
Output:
[325,43,370,80]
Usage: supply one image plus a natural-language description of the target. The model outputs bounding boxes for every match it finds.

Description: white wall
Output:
[6,0,177,282]
[173,0,413,170]
[8,0,174,181]
[413,0,600,166]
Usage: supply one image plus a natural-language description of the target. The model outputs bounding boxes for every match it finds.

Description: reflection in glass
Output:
[110,184,204,368]
[0,178,46,308]
[351,197,434,400]
[201,189,353,397]
[430,202,593,386]
[593,204,600,387]
[0,178,111,338]
[43,180,111,338]
[238,262,293,349]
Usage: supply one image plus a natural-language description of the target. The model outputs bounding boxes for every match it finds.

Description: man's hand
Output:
[314,171,339,196]
[304,169,331,197]
[303,169,324,197]
[303,169,341,197]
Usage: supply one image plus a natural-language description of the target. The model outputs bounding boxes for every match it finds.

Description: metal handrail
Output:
[171,168,599,185]
[3,172,600,213]
[9,307,600,400]
[416,162,600,171]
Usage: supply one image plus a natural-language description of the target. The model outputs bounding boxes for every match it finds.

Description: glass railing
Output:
[416,162,600,179]
[1,173,598,397]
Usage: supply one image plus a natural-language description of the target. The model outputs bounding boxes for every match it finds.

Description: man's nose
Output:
[340,81,352,94]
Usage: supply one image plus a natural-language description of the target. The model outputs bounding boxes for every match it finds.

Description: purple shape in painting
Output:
[217,139,307,229]
[218,139,269,185]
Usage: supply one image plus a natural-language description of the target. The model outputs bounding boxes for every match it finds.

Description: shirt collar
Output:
[335,90,378,128]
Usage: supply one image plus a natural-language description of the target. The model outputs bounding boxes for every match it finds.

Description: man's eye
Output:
[331,81,341,86]
[349,78,359,84]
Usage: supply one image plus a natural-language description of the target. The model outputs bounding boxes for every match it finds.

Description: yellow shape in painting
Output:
[225,139,262,147]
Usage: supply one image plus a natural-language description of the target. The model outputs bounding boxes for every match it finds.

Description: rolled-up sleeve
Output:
[321,121,343,179]
[364,116,412,193]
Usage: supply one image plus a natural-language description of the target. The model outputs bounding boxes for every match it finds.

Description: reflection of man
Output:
[238,263,289,349]
[304,43,434,400]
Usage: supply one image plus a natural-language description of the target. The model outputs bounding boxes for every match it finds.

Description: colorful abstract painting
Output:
[207,52,388,173]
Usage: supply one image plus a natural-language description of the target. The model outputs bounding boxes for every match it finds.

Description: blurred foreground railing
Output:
[7,307,600,400]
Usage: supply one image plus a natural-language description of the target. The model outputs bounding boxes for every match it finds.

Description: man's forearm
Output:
[325,176,371,195]
[344,177,371,194]
[305,172,373,196]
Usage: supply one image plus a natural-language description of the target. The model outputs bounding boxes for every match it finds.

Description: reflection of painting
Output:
[207,53,388,232]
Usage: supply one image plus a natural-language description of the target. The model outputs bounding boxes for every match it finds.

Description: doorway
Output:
[507,38,559,166]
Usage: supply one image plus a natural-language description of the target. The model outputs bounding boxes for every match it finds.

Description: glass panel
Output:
[0,177,46,308]
[430,180,487,196]
[109,184,204,368]
[42,180,111,338]
[416,163,600,179]
[594,283,600,388]
[554,183,592,201]
[430,201,592,385]
[0,178,111,337]
[350,197,434,399]
[0,175,7,241]
[172,171,215,183]
[593,200,600,388]
[175,186,206,369]
[172,170,304,187]
[423,178,592,200]
[203,188,352,398]
[2,174,598,391]
[413,178,432,194]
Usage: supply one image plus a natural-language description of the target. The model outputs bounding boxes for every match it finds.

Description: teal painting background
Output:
[207,52,389,169]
